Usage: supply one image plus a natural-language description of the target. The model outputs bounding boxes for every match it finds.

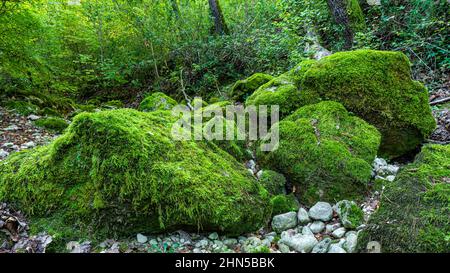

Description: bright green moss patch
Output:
[0,109,271,237]
[335,200,364,229]
[301,49,436,159]
[258,101,381,205]
[139,92,177,112]
[259,170,287,196]
[358,144,450,253]
[34,117,69,133]
[271,194,300,215]
[246,64,320,118]
[231,73,274,102]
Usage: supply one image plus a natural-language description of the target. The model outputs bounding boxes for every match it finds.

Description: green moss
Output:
[192,97,208,110]
[271,194,300,215]
[231,73,274,102]
[202,115,248,161]
[102,100,124,109]
[358,144,450,253]
[34,117,69,133]
[259,170,287,196]
[346,0,366,32]
[39,107,63,118]
[301,50,436,159]
[246,60,319,119]
[336,200,364,229]
[4,100,39,115]
[139,92,178,112]
[0,109,271,237]
[258,101,381,205]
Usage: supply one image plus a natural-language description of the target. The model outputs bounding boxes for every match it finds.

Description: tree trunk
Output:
[327,0,353,49]
[208,0,229,35]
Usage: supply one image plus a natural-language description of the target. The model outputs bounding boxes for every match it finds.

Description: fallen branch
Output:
[430,97,450,106]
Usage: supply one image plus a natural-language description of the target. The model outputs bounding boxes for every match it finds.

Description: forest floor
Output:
[0,88,449,253]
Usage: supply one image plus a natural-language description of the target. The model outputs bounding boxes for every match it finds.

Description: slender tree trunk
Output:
[208,0,229,35]
[327,0,353,49]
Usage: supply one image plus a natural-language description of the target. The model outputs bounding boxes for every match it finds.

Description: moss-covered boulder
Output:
[358,144,450,253]
[301,50,436,159]
[0,109,271,236]
[271,194,300,216]
[231,73,274,102]
[202,115,248,162]
[258,170,287,196]
[257,101,381,205]
[246,61,319,118]
[138,92,177,112]
[34,117,69,133]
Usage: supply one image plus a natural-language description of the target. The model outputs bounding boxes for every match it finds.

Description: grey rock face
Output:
[271,212,298,233]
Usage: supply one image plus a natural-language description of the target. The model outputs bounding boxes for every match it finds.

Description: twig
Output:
[430,97,450,106]
[180,69,193,110]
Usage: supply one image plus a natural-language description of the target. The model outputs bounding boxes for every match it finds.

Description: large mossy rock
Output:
[358,144,450,253]
[0,109,271,236]
[301,50,436,159]
[257,101,381,205]
[138,92,177,112]
[231,73,274,102]
[246,60,319,118]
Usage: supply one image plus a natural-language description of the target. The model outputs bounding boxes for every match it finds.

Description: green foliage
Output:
[0,109,272,237]
[356,0,449,92]
[34,117,69,133]
[301,49,436,158]
[271,194,300,215]
[138,92,178,112]
[258,101,381,205]
[358,144,450,253]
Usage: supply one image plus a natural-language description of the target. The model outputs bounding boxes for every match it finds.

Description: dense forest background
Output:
[0,0,448,106]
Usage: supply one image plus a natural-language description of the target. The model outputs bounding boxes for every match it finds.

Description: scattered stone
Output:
[27,115,40,121]
[386,175,396,182]
[297,208,310,224]
[208,232,219,240]
[279,233,318,253]
[332,227,347,238]
[278,243,290,253]
[271,212,297,233]
[3,125,19,131]
[309,202,333,222]
[223,238,238,248]
[328,244,347,253]
[136,233,148,244]
[302,226,314,236]
[325,223,341,233]
[66,241,91,253]
[312,238,332,253]
[0,149,9,159]
[343,231,358,253]
[309,221,325,234]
